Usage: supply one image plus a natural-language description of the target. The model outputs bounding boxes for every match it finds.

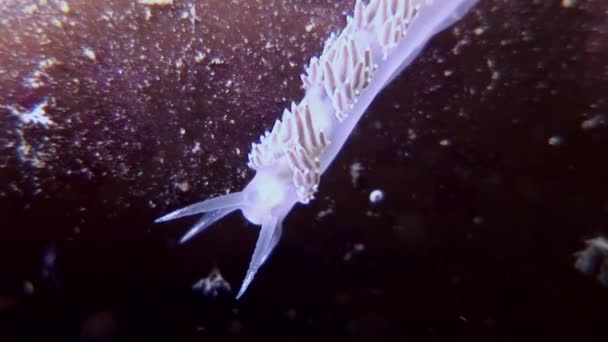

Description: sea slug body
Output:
[156,0,479,299]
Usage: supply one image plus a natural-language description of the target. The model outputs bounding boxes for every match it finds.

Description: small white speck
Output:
[175,180,190,192]
[235,147,240,155]
[316,207,334,220]
[209,57,224,65]
[548,135,564,146]
[369,189,384,204]
[59,0,69,13]
[138,0,173,5]
[581,114,606,130]
[179,127,186,135]
[305,22,315,32]
[144,7,152,20]
[344,243,366,261]
[561,0,576,8]
[51,17,63,27]
[82,47,96,61]
[353,243,365,252]
[195,51,206,63]
[439,139,451,146]
[39,57,57,69]
[350,162,364,187]
[473,27,485,36]
[24,281,34,295]
[472,216,483,225]
[24,4,38,15]
[191,141,201,154]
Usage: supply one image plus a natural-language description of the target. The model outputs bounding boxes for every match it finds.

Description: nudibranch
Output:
[156,0,479,299]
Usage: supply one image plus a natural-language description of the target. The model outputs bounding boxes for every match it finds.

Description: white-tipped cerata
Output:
[156,0,479,299]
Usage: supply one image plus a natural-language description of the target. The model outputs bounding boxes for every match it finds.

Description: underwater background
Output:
[1,0,607,340]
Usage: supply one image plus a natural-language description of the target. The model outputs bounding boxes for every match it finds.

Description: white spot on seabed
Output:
[9,98,54,127]
[82,47,96,61]
[138,0,173,5]
[23,57,59,89]
[58,0,70,13]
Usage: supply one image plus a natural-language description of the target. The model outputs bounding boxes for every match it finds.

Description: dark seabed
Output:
[1,0,608,340]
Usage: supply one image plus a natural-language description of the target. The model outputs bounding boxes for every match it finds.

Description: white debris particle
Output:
[369,189,384,204]
[472,216,484,225]
[574,236,608,287]
[350,162,364,187]
[305,22,315,32]
[138,0,173,5]
[82,47,96,61]
[23,4,38,15]
[581,114,606,130]
[561,0,576,8]
[548,135,564,146]
[191,141,201,154]
[51,17,63,27]
[209,57,224,65]
[24,71,44,88]
[235,147,240,155]
[39,57,57,69]
[408,128,417,140]
[175,180,190,192]
[473,26,485,36]
[23,281,35,295]
[344,243,366,261]
[443,69,453,77]
[353,243,365,252]
[58,0,69,13]
[143,7,152,20]
[192,268,232,297]
[22,57,58,89]
[195,51,206,63]
[9,98,53,127]
[180,10,189,19]
[179,127,186,136]
[439,139,451,146]
[316,207,333,220]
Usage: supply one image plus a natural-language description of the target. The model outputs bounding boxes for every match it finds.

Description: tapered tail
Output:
[179,207,238,244]
[155,192,244,243]
[236,215,284,299]
[155,192,244,223]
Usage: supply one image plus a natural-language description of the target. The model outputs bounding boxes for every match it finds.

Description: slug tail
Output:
[179,207,238,244]
[154,192,244,223]
[236,215,284,300]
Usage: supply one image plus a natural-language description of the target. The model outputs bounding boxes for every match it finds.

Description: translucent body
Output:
[156,0,479,299]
